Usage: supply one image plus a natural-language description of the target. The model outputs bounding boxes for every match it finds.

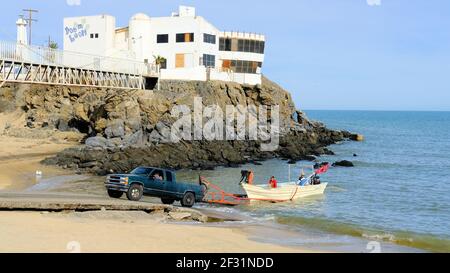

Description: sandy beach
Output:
[0,134,307,253]
[0,211,302,253]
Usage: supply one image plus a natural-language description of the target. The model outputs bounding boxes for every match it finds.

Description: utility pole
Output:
[23,9,38,45]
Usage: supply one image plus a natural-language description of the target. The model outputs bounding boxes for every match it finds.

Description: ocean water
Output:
[178,111,450,253]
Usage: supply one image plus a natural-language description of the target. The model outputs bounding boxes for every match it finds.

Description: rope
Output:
[202,177,301,204]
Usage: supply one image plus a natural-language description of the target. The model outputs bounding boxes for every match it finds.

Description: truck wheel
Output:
[107,190,123,199]
[181,192,195,208]
[127,184,143,202]
[161,198,175,205]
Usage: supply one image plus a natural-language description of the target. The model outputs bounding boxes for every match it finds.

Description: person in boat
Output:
[268,176,278,188]
[297,172,310,187]
[311,175,321,185]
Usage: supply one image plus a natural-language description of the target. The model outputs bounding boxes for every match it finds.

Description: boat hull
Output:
[242,183,328,202]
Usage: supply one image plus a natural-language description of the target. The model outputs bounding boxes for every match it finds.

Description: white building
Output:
[16,17,28,45]
[63,6,265,85]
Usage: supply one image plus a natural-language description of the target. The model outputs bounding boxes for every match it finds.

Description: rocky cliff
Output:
[0,77,354,174]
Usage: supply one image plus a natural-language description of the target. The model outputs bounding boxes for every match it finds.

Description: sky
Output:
[0,0,449,111]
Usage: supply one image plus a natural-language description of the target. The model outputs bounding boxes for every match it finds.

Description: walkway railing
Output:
[0,40,159,77]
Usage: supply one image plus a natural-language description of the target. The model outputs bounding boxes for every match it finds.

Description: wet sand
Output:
[0,136,76,191]
[0,135,310,253]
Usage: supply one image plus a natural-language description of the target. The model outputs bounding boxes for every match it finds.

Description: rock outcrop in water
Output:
[0,77,355,174]
[332,160,355,167]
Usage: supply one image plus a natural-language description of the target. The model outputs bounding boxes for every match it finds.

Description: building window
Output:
[224,59,262,74]
[259,41,265,54]
[219,38,265,54]
[203,33,216,44]
[157,34,169,43]
[95,33,99,38]
[176,54,185,68]
[90,33,99,39]
[160,59,167,69]
[238,39,245,52]
[176,33,194,43]
[219,38,232,51]
[154,56,167,69]
[202,54,216,68]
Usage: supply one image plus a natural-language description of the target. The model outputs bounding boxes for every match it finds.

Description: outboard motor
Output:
[240,170,250,183]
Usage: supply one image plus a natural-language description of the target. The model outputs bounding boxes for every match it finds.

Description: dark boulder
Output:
[332,160,355,167]
[287,159,297,165]
[250,160,263,166]
[349,134,364,142]
[303,155,317,161]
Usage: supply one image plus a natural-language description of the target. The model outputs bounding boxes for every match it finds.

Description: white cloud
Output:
[367,0,381,6]
[67,0,81,6]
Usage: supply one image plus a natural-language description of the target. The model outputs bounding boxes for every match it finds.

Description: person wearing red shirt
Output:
[268,176,278,188]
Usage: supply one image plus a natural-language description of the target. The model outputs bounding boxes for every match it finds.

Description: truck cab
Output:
[105,167,206,208]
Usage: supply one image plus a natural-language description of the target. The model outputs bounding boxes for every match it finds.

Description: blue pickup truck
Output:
[105,167,206,207]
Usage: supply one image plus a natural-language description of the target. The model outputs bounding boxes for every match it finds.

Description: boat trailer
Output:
[200,177,249,206]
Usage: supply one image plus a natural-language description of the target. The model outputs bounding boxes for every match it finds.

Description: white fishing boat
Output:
[240,163,330,202]
[241,182,328,202]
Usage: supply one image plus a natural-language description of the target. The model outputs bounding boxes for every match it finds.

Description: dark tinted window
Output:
[238,39,244,52]
[166,171,173,182]
[250,40,255,53]
[176,34,184,43]
[131,167,154,176]
[219,38,232,51]
[203,33,216,44]
[219,38,265,54]
[226,60,262,74]
[176,33,194,43]
[260,41,265,54]
[203,54,215,67]
[157,34,169,43]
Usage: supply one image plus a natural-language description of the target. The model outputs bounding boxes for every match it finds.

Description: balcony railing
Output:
[0,40,158,77]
